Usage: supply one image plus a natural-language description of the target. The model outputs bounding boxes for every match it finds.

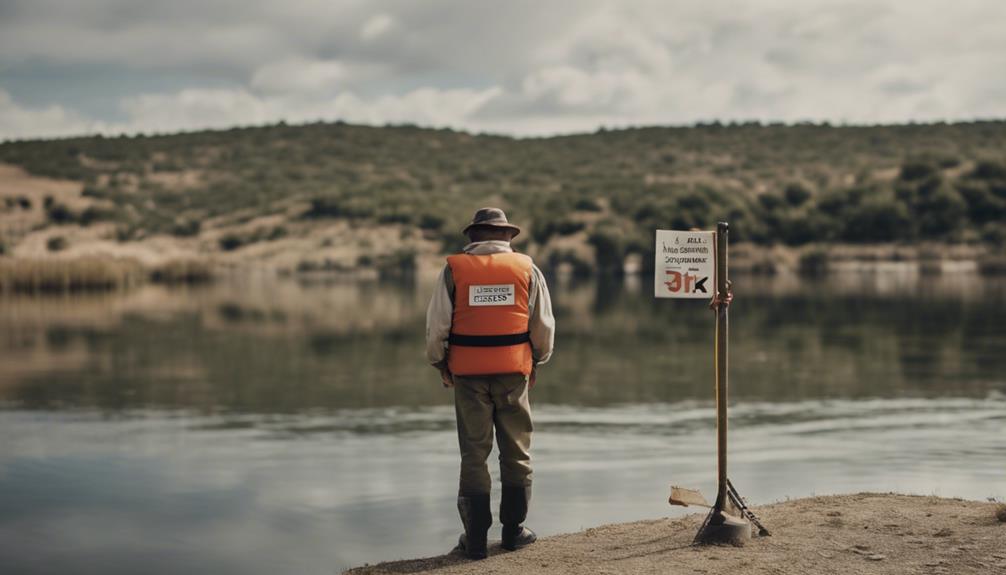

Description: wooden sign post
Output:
[661,222,769,545]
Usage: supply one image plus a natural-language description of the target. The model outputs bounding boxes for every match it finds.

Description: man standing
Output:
[426,207,555,560]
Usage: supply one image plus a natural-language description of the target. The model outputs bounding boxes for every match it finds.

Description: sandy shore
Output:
[345,493,1006,575]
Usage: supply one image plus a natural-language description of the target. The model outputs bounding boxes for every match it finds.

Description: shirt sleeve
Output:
[425,265,454,368]
[528,264,556,365]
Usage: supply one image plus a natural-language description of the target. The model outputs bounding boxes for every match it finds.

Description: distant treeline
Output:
[1,120,1004,269]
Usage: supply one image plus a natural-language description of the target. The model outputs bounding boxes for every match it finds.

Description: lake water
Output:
[1,270,1004,574]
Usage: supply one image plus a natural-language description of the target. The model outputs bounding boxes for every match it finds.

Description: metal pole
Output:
[694,221,749,544]
[714,221,729,509]
[683,221,758,544]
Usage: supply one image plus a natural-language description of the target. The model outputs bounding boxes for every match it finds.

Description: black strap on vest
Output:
[448,332,531,347]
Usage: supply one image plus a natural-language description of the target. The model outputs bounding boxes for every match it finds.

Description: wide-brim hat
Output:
[462,207,521,238]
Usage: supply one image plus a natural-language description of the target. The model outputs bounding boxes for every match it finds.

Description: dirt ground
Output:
[345,493,1006,575]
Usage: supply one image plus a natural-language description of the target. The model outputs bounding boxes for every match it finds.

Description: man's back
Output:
[424,208,554,560]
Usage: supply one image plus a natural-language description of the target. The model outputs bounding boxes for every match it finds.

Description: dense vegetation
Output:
[1,120,1004,268]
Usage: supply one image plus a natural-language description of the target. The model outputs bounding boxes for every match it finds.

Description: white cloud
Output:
[0,85,504,139]
[327,87,501,127]
[1,0,1006,139]
[520,66,623,110]
[0,90,106,140]
[251,58,348,95]
[360,13,394,41]
[119,89,278,134]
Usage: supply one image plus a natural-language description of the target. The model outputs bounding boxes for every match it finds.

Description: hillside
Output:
[1,121,1005,275]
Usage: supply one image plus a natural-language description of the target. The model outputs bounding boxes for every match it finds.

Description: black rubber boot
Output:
[456,493,492,560]
[500,485,537,551]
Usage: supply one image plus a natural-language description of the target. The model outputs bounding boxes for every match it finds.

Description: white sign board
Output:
[654,230,715,299]
[469,284,515,306]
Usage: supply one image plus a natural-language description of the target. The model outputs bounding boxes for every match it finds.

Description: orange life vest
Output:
[447,252,534,376]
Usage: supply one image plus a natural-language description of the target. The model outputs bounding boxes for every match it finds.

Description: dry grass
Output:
[0,256,218,293]
[0,257,146,293]
[996,504,1006,523]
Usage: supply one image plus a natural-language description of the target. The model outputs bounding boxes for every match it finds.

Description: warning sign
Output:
[654,230,715,299]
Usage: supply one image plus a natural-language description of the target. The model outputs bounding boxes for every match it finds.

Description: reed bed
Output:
[0,257,216,293]
[0,257,146,293]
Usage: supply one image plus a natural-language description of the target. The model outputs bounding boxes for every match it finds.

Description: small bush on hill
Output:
[171,219,202,237]
[218,233,245,251]
[47,236,68,251]
[784,184,812,206]
[46,202,74,224]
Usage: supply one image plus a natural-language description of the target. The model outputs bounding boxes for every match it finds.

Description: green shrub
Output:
[418,213,445,230]
[46,236,68,251]
[587,226,626,274]
[981,222,1006,246]
[798,248,829,276]
[218,233,245,251]
[978,255,1006,276]
[784,183,812,206]
[171,219,202,237]
[376,248,417,278]
[303,197,343,218]
[444,233,470,254]
[531,219,556,244]
[295,259,321,273]
[779,211,832,245]
[115,226,140,242]
[757,193,785,211]
[303,196,375,220]
[910,183,968,240]
[81,185,104,198]
[817,189,853,217]
[841,196,911,242]
[937,156,960,169]
[376,210,413,224]
[79,206,114,226]
[899,161,939,182]
[546,249,593,277]
[554,219,585,236]
[149,259,214,284]
[748,259,777,275]
[46,202,75,224]
[971,160,1006,180]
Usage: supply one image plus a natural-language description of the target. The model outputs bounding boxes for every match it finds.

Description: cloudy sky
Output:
[1,0,1005,140]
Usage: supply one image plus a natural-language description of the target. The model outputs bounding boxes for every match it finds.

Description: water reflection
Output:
[1,271,1004,411]
[1,397,1003,574]
[0,271,1004,574]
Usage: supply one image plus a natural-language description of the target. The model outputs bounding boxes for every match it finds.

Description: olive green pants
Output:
[453,373,533,495]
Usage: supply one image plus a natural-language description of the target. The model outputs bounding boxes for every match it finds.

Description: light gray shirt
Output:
[425,240,555,370]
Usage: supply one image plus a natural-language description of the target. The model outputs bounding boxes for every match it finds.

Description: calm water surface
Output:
[1,271,1004,574]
